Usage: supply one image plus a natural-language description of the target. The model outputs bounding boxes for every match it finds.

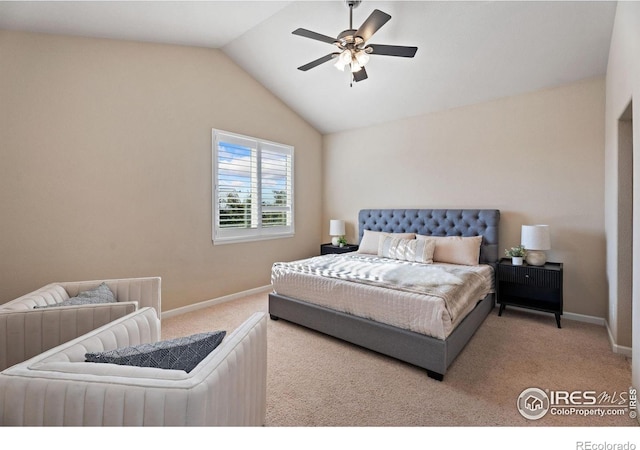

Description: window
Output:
[212,129,294,244]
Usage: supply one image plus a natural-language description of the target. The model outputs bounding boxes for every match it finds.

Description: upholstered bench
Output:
[0,307,268,426]
[0,277,161,371]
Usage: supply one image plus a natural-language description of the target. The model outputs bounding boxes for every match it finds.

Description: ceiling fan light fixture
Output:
[334,49,352,71]
[355,51,369,67]
[348,50,369,73]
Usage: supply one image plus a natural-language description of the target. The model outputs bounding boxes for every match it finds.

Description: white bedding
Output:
[271,253,494,340]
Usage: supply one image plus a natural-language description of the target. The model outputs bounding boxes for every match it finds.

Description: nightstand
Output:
[321,243,359,255]
[496,258,564,328]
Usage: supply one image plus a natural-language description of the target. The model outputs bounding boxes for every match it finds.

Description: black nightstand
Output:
[496,258,564,328]
[321,243,359,255]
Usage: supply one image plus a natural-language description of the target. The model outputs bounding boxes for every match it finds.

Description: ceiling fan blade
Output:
[353,66,368,83]
[292,28,337,45]
[297,53,339,71]
[366,44,418,58]
[355,9,391,42]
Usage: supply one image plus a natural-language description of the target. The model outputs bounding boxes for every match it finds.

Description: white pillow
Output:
[378,236,435,264]
[416,235,483,266]
[358,230,416,255]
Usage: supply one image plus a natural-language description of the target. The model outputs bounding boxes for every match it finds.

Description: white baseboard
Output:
[499,304,605,325]
[563,311,605,326]
[162,285,272,319]
[605,320,633,357]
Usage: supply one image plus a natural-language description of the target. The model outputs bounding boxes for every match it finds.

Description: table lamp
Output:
[521,225,551,266]
[330,219,346,246]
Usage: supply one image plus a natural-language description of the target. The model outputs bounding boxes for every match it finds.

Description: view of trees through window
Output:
[216,139,292,231]
[218,189,289,228]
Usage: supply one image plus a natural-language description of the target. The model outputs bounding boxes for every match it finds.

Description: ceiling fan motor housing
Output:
[336,29,364,48]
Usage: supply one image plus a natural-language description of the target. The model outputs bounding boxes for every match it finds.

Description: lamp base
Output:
[525,250,547,266]
[331,236,340,246]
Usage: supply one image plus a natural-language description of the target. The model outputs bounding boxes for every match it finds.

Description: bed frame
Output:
[269,209,500,381]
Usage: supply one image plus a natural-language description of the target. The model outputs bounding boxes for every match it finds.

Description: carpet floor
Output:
[162,292,637,428]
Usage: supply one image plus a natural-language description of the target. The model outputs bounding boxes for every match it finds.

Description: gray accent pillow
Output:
[85,331,227,373]
[34,282,116,309]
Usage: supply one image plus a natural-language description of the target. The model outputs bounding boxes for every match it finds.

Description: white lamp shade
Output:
[521,225,551,250]
[329,219,345,236]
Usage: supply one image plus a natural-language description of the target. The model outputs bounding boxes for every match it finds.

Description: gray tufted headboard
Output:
[358,209,500,265]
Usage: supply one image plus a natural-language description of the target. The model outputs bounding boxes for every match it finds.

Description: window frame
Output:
[212,129,294,245]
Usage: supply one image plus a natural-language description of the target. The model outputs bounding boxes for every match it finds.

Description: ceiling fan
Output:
[293,0,418,84]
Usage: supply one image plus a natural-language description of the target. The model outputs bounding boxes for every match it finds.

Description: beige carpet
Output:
[162,292,637,427]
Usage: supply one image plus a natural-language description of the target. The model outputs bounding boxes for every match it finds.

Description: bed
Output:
[269,209,500,380]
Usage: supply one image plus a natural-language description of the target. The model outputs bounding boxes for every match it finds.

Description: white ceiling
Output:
[0,1,617,134]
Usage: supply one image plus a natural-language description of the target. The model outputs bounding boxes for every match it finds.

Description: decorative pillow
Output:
[85,331,226,373]
[416,235,483,266]
[378,236,435,264]
[34,282,116,309]
[358,230,416,255]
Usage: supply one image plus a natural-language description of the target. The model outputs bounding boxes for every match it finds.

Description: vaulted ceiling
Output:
[0,1,617,134]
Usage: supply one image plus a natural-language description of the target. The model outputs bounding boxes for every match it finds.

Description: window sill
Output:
[213,232,295,246]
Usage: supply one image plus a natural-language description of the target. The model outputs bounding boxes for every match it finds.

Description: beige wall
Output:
[604,2,640,390]
[323,77,606,319]
[0,30,323,311]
